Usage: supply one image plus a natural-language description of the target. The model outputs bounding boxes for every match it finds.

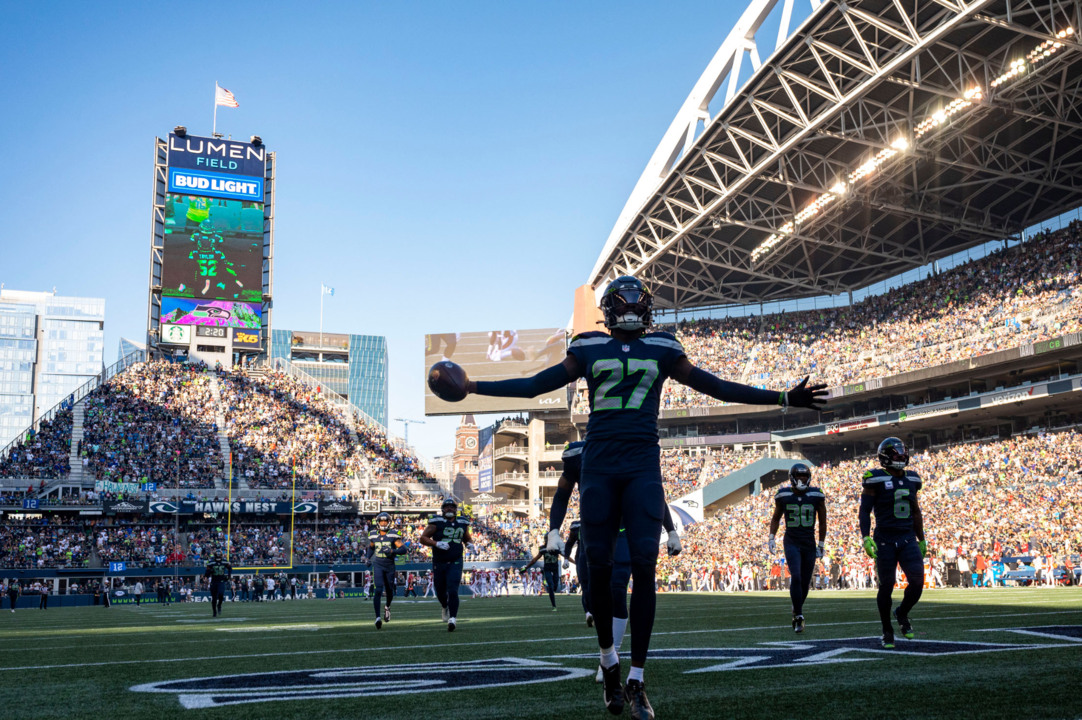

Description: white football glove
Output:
[545,529,565,555]
[816,541,825,559]
[768,535,776,553]
[666,532,682,557]
[435,541,450,551]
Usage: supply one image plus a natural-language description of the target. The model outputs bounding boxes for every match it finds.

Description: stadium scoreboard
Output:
[148,131,274,364]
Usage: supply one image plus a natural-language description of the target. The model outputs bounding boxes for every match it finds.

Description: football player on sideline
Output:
[203,551,232,618]
[366,512,408,629]
[859,437,927,649]
[521,544,563,611]
[448,276,823,720]
[419,498,472,631]
[768,463,827,633]
[564,518,592,626]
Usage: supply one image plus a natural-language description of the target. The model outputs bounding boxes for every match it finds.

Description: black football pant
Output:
[611,532,632,621]
[784,541,817,616]
[372,564,396,618]
[433,561,463,618]
[210,583,226,614]
[575,548,590,615]
[543,567,559,608]
[580,466,664,668]
[874,534,924,634]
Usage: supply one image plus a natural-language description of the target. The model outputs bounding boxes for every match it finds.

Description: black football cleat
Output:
[447,617,456,632]
[624,679,655,720]
[881,630,895,649]
[894,608,914,639]
[793,614,805,633]
[586,612,594,628]
[374,618,383,630]
[601,662,624,715]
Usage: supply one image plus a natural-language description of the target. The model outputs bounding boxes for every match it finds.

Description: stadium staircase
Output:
[67,400,86,484]
[208,374,231,490]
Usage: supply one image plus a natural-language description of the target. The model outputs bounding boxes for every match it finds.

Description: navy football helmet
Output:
[789,463,812,492]
[878,437,909,470]
[601,276,653,332]
[375,512,392,531]
[441,497,457,520]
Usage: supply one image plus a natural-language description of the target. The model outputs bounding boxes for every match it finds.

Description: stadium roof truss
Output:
[589,0,1082,310]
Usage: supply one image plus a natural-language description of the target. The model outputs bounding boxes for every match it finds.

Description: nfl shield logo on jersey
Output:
[622,344,630,352]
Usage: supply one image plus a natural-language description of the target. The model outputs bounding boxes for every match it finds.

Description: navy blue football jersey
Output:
[427,514,470,563]
[774,486,825,545]
[862,468,922,538]
[567,331,686,445]
[540,545,561,568]
[562,441,584,486]
[368,531,403,565]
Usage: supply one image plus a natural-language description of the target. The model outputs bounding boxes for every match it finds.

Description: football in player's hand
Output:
[428,360,469,402]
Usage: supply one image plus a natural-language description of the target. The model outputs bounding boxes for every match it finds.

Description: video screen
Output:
[424,328,568,415]
[161,194,263,304]
[161,297,262,329]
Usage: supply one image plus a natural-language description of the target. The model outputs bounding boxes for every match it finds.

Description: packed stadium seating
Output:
[570,224,1082,413]
[0,407,73,480]
[81,362,223,488]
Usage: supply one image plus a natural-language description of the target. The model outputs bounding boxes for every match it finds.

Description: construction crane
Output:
[394,417,426,448]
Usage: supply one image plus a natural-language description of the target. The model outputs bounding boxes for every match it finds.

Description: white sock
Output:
[627,666,644,683]
[600,645,619,668]
[612,617,628,650]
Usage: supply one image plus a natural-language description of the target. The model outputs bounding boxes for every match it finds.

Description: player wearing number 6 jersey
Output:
[458,276,828,720]
[859,437,926,649]
[767,463,826,633]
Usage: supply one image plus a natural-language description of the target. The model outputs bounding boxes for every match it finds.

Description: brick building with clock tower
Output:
[451,414,479,496]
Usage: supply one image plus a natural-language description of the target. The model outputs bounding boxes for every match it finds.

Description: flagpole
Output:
[320,285,324,349]
[213,82,218,136]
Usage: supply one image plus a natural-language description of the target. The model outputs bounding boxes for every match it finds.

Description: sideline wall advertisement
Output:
[424,328,568,415]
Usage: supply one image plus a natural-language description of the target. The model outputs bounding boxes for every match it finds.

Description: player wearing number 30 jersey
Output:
[768,463,826,633]
[455,276,828,720]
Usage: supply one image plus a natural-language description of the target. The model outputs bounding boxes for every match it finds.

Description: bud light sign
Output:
[168,168,263,201]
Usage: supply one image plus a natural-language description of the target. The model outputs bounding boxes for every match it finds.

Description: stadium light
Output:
[251,135,263,147]
[749,26,1075,264]
[174,126,187,138]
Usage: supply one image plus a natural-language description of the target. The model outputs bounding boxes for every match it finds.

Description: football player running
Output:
[859,437,927,649]
[366,513,407,629]
[521,544,562,610]
[450,276,826,719]
[419,498,472,631]
[203,551,232,618]
[767,463,827,633]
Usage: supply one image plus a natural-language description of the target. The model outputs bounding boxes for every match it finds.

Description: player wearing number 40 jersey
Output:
[767,463,826,634]
[449,276,828,720]
[860,437,927,649]
[419,498,472,631]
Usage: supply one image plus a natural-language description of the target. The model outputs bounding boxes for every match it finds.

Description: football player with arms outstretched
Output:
[440,276,826,719]
[521,543,562,610]
[768,463,826,633]
[859,437,926,649]
[366,512,407,629]
[419,498,472,631]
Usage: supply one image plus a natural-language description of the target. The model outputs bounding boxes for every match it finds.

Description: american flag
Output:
[215,84,239,108]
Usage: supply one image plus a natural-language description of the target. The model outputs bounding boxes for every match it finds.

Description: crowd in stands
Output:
[0,517,91,569]
[0,408,73,479]
[659,446,766,501]
[657,428,1082,590]
[81,362,222,488]
[96,526,180,567]
[573,223,1082,414]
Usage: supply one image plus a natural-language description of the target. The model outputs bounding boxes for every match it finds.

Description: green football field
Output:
[1,588,1079,719]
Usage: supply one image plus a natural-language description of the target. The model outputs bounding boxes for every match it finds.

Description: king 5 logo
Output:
[233,330,261,348]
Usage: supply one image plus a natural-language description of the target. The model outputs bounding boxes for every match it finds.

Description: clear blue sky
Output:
[0,1,749,461]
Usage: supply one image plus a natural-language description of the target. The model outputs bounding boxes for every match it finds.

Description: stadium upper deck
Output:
[590,0,1082,310]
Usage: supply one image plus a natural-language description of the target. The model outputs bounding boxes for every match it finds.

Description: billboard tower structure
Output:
[147,129,275,363]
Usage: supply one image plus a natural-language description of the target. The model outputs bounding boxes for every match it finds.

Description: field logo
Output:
[131,657,592,708]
